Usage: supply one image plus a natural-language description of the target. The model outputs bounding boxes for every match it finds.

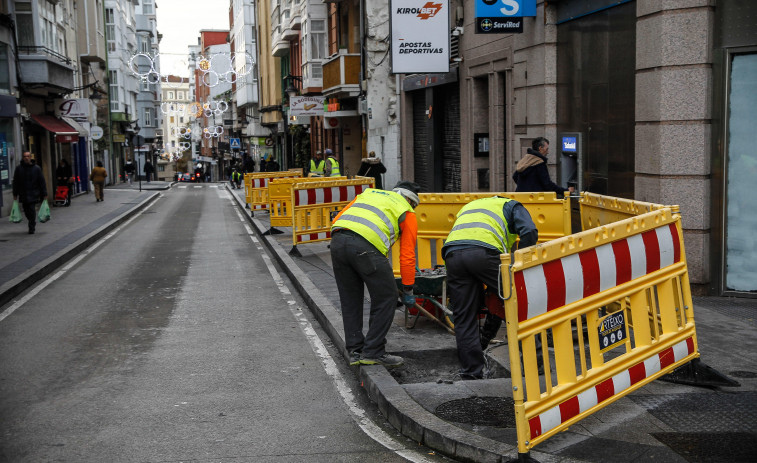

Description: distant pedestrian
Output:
[512,137,573,196]
[12,151,48,234]
[143,159,154,182]
[259,158,267,173]
[266,157,280,172]
[356,151,387,189]
[123,159,135,185]
[56,158,73,200]
[90,161,108,202]
[323,148,341,177]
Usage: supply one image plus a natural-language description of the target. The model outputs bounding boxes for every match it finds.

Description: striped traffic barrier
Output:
[502,206,700,458]
[268,176,345,228]
[247,171,302,212]
[289,178,375,254]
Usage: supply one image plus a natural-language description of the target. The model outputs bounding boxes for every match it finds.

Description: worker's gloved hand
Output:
[402,286,415,308]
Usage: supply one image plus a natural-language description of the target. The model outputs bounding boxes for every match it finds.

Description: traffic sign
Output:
[230,138,241,150]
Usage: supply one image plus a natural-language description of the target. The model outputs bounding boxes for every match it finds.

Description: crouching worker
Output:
[330,181,421,367]
[442,196,538,379]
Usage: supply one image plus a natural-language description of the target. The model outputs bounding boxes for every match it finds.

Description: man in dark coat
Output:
[143,159,154,182]
[12,151,48,234]
[512,137,574,196]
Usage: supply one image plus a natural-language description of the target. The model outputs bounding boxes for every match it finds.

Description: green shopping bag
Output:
[37,199,51,223]
[9,200,22,223]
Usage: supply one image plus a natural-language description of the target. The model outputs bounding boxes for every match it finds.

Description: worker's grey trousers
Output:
[330,230,397,359]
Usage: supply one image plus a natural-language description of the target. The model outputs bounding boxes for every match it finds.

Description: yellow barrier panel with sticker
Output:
[243,174,254,206]
[580,191,665,230]
[248,171,302,210]
[291,178,375,247]
[268,177,346,227]
[390,192,571,276]
[502,206,698,456]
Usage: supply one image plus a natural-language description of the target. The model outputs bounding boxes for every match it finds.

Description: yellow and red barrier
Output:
[268,177,346,228]
[246,171,302,210]
[502,206,698,456]
[291,178,375,248]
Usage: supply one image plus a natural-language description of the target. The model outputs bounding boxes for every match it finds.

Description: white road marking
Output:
[228,194,434,463]
[0,198,160,322]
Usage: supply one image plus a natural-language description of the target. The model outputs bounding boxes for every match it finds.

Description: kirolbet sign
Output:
[391,0,450,74]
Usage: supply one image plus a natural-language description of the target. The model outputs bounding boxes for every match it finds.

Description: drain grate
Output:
[435,396,516,428]
[652,432,757,463]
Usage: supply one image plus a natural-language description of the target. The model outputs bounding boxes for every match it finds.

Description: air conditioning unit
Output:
[358,98,368,115]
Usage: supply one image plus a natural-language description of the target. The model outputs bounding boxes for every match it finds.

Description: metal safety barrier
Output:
[501,206,699,457]
[290,178,375,250]
[247,171,302,210]
[390,192,571,276]
[268,176,346,227]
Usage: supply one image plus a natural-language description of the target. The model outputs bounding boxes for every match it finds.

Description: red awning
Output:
[31,114,80,143]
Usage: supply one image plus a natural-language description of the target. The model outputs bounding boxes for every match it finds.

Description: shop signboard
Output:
[289,96,325,117]
[475,0,536,34]
[390,0,450,73]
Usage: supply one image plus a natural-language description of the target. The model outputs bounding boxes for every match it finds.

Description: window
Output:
[140,37,149,53]
[15,2,34,47]
[39,1,58,52]
[105,8,116,53]
[142,0,154,14]
[310,19,327,60]
[180,117,184,123]
[109,70,120,111]
[167,91,174,100]
[141,80,150,91]
[170,116,174,124]
[177,91,183,100]
[144,108,152,126]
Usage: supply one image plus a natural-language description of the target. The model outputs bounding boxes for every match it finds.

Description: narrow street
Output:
[0,185,445,462]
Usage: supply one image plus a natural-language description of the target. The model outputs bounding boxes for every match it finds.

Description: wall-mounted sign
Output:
[290,96,325,117]
[475,0,536,34]
[90,126,104,140]
[391,0,450,74]
[562,136,577,153]
[54,98,91,120]
[113,134,125,143]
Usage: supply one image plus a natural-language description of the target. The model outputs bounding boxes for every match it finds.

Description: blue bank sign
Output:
[562,136,577,153]
[475,0,537,34]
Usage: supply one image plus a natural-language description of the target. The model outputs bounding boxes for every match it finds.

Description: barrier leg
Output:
[262,227,284,235]
[289,246,303,257]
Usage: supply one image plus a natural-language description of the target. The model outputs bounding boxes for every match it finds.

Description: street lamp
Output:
[282,74,302,169]
[132,122,142,191]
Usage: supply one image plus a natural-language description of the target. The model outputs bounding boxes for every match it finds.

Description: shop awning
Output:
[31,114,79,143]
[61,116,89,137]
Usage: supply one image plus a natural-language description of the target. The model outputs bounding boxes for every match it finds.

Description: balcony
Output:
[302,61,322,92]
[290,0,303,30]
[322,51,360,97]
[17,46,75,94]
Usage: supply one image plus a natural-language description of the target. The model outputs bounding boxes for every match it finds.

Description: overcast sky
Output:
[155,0,230,76]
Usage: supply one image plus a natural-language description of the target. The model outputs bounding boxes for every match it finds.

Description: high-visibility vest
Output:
[327,157,340,176]
[310,159,324,175]
[444,197,519,253]
[332,189,413,255]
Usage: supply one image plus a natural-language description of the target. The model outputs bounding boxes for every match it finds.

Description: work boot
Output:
[359,353,404,367]
[348,351,361,366]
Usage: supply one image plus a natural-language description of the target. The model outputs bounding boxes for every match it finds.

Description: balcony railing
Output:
[322,51,360,97]
[18,46,72,65]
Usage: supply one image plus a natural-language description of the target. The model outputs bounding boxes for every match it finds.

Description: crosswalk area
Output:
[176,184,222,189]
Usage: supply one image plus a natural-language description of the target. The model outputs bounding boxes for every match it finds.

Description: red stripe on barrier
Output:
[669,223,681,263]
[612,240,632,285]
[529,415,542,438]
[686,337,694,354]
[514,272,529,323]
[324,187,333,203]
[339,186,348,201]
[559,396,580,423]
[629,362,647,385]
[579,249,600,297]
[659,346,676,369]
[596,378,615,403]
[307,188,317,206]
[543,260,566,311]
[641,229,661,273]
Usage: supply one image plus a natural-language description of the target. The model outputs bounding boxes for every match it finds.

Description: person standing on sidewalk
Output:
[308,150,324,176]
[512,137,574,196]
[123,159,135,185]
[56,158,73,201]
[323,148,340,177]
[90,161,107,202]
[12,151,48,234]
[143,159,154,183]
[330,181,422,367]
[356,151,387,189]
[442,196,538,379]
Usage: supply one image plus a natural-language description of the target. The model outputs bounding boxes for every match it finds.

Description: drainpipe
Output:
[102,2,116,185]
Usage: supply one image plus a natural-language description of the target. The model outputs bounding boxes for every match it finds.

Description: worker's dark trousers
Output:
[445,247,504,378]
[330,230,397,359]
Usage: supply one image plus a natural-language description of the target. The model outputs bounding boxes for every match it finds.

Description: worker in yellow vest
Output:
[323,148,341,177]
[442,196,538,380]
[309,150,324,176]
[330,181,422,367]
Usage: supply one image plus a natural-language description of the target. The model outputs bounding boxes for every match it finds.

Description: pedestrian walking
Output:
[356,151,387,189]
[441,196,538,379]
[12,151,48,234]
[143,159,154,183]
[123,159,135,185]
[330,181,422,367]
[90,161,107,202]
[323,148,341,177]
[512,137,574,196]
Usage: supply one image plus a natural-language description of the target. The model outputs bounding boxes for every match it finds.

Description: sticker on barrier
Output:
[290,179,375,249]
[502,207,699,457]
